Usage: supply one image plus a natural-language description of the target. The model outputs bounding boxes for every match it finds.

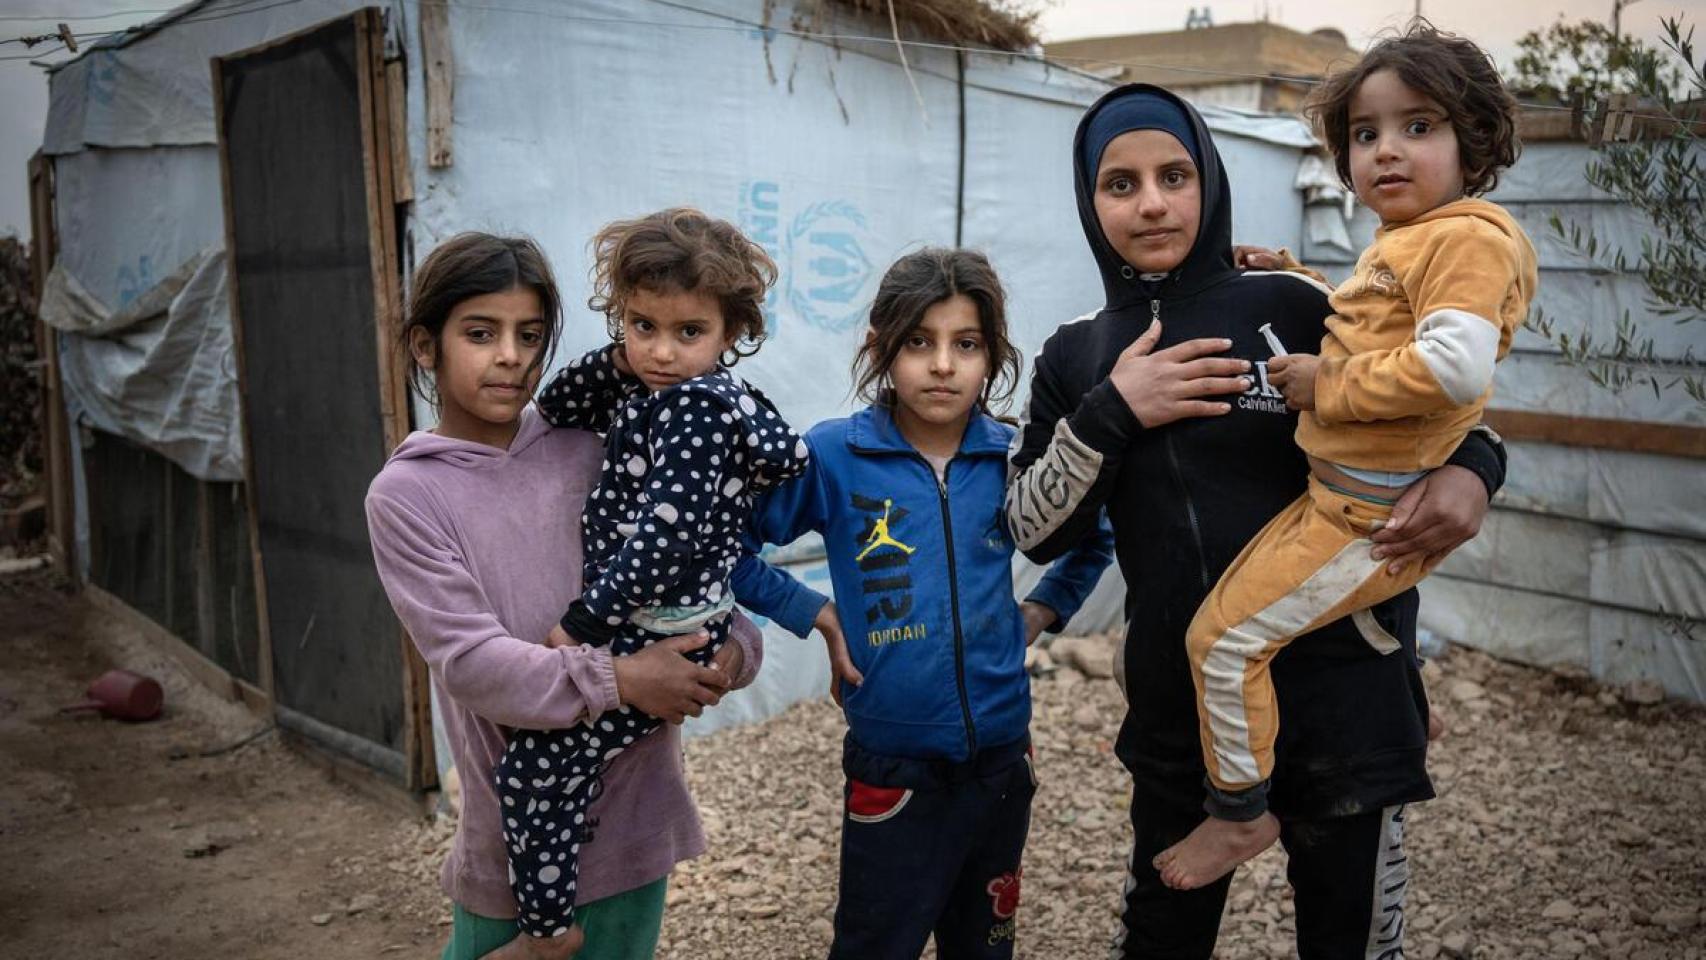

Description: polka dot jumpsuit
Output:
[496,344,807,939]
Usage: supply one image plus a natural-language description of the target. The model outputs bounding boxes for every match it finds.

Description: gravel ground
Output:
[26,562,1699,959]
[660,636,1706,959]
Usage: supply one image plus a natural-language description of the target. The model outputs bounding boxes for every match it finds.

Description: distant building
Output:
[1046,20,1356,114]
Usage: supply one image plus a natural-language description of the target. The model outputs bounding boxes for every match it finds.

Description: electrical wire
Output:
[0,6,183,23]
[1,0,307,63]
[2,0,1695,124]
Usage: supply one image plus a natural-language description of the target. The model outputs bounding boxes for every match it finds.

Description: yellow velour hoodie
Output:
[1297,196,1539,472]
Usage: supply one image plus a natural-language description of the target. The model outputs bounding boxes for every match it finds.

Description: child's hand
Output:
[1369,464,1489,575]
[1108,320,1252,428]
[612,632,729,724]
[1266,353,1320,411]
[814,602,863,706]
[710,639,746,685]
[1019,601,1058,647]
[1233,244,1283,270]
[543,624,576,649]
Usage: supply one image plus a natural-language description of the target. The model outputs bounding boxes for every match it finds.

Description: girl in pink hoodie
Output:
[365,233,762,960]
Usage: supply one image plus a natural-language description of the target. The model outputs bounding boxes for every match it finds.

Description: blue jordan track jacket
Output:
[733,403,1114,762]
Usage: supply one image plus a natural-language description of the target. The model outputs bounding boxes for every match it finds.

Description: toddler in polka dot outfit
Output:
[493,208,806,957]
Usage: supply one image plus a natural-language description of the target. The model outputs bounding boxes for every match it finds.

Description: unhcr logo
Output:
[739,181,877,333]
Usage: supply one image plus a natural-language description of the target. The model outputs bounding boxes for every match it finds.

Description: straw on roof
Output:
[829,0,1041,52]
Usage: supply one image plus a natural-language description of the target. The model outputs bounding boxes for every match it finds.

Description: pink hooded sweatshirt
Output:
[365,407,762,918]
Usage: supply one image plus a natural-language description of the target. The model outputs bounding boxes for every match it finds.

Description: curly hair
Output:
[852,247,1023,414]
[587,207,778,363]
[1305,20,1520,197]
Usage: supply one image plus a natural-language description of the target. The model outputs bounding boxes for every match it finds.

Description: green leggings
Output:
[440,877,668,960]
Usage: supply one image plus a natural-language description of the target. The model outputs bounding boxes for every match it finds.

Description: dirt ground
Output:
[4,567,1704,959]
[0,568,453,959]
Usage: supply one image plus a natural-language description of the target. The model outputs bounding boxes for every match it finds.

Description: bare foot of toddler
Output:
[1153,811,1281,890]
[478,923,585,960]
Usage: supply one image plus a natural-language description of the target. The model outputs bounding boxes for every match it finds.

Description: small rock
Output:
[1072,705,1101,731]
[182,831,223,859]
[1025,646,1055,676]
[346,893,380,915]
[443,765,463,819]
[1052,634,1118,679]
[1613,823,1651,848]
[1578,906,1610,931]
[741,902,782,918]
[1448,679,1487,703]
[310,913,333,926]
[1624,679,1665,705]
[1541,898,1575,921]
[1652,907,1699,932]
[1441,931,1472,958]
[1420,658,1444,685]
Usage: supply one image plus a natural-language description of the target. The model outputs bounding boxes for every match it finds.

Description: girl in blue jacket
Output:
[733,248,1115,959]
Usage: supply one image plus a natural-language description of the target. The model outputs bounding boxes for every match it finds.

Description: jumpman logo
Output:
[856,498,916,561]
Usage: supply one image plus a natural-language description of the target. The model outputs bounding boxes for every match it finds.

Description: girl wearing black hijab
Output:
[1006,85,1504,958]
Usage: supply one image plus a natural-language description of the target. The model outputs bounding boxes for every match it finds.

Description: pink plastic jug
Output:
[60,669,164,721]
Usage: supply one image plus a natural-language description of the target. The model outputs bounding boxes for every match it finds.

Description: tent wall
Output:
[390,0,1316,733]
[1303,136,1706,702]
[83,429,262,686]
[40,0,1331,750]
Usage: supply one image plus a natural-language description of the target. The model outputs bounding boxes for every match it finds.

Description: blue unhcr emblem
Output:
[740,182,878,335]
[783,201,874,332]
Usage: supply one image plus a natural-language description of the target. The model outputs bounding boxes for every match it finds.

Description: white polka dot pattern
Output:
[494,345,808,938]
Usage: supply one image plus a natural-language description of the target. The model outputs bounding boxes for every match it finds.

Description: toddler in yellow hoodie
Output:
[1157,23,1539,890]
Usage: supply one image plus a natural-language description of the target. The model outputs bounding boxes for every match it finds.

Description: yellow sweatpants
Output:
[1187,477,1435,793]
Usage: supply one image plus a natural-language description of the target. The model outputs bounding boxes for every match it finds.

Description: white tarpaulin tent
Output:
[38,0,1339,758]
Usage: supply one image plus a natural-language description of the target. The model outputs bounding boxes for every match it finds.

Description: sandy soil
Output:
[0,569,451,959]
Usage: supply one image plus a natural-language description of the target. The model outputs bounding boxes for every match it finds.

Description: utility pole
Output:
[1612,0,1644,40]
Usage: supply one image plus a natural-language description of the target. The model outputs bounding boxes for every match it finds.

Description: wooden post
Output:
[210,54,279,711]
[362,11,435,791]
[386,59,415,205]
[27,152,75,581]
[421,0,454,168]
[1483,409,1706,460]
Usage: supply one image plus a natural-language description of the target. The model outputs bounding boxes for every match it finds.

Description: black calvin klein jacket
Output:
[1005,85,1505,818]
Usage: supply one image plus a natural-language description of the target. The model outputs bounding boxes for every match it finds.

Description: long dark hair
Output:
[401,232,563,403]
[851,248,1022,413]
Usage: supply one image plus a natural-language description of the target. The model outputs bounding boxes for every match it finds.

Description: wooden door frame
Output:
[212,7,434,791]
[27,151,76,582]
